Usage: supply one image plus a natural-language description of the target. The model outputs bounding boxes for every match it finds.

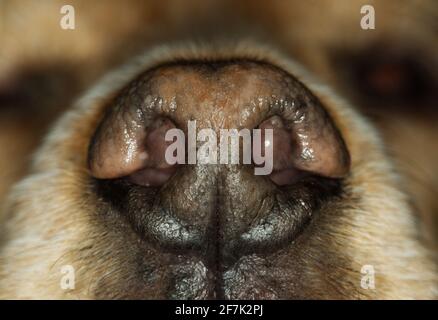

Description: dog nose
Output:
[88,59,350,269]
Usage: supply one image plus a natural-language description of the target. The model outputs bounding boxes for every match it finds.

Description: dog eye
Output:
[336,47,437,114]
[354,57,433,103]
[0,65,77,116]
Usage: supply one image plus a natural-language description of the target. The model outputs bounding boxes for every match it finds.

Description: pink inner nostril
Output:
[128,166,178,187]
[256,113,350,186]
[128,117,178,186]
[269,168,300,186]
[257,115,294,171]
[144,117,178,169]
[256,115,298,185]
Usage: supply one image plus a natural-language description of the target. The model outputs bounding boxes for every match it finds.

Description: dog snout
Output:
[88,59,350,297]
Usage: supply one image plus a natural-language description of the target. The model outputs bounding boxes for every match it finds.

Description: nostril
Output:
[256,109,350,186]
[269,168,302,186]
[128,166,177,187]
[88,115,178,187]
[255,115,297,186]
[126,117,178,187]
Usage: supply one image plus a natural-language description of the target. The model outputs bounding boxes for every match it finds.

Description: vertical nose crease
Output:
[150,162,271,262]
[214,165,277,264]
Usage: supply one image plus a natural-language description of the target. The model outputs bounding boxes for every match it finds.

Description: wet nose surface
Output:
[89,60,349,299]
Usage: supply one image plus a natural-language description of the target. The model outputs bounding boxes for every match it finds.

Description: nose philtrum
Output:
[147,163,273,247]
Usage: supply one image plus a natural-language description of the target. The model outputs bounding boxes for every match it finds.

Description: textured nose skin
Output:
[138,162,277,255]
[146,164,218,252]
[215,165,277,262]
[89,59,349,299]
[162,163,331,265]
[155,162,279,255]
